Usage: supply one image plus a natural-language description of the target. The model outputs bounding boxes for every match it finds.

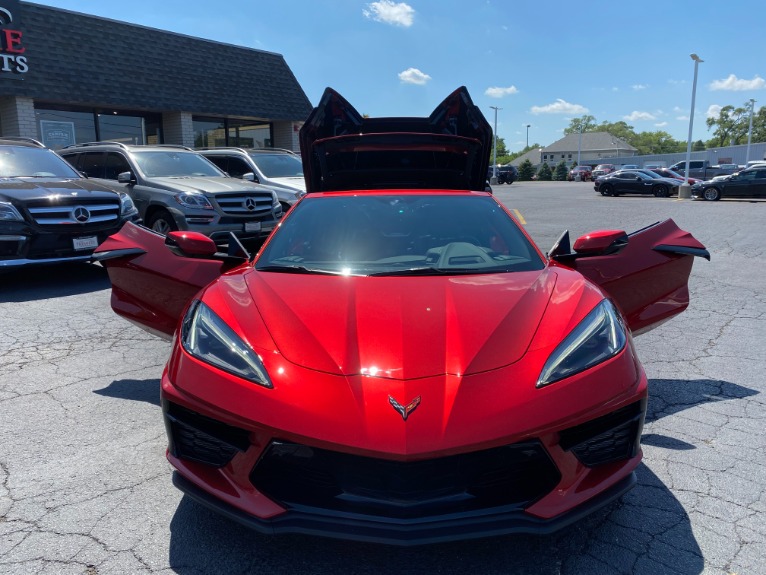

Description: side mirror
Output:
[165,231,218,258]
[117,171,135,184]
[242,172,258,183]
[573,229,629,256]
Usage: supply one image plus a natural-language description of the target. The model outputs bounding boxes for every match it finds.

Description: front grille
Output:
[25,197,121,228]
[164,401,251,468]
[214,192,274,217]
[558,399,646,467]
[251,440,560,519]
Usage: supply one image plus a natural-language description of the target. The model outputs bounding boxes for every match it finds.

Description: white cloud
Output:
[655,121,668,127]
[706,104,723,118]
[676,115,689,121]
[632,84,648,91]
[709,74,766,91]
[623,111,656,121]
[531,99,588,115]
[612,87,619,92]
[363,1,415,27]
[673,106,684,113]
[398,67,431,85]
[484,86,519,98]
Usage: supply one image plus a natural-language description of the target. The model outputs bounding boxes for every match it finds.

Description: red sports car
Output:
[95,88,709,545]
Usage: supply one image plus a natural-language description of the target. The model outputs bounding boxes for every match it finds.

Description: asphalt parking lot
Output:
[1,181,764,575]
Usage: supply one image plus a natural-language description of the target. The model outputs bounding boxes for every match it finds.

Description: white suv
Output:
[198,148,306,211]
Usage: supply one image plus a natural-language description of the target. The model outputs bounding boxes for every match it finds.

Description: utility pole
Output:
[680,53,703,199]
[746,98,756,163]
[489,106,501,184]
[525,124,531,149]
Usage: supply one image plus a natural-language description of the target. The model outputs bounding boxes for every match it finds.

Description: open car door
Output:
[554,219,709,335]
[94,222,227,339]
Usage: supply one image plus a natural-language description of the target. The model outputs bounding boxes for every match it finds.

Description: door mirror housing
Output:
[117,171,135,184]
[242,172,257,182]
[573,229,629,256]
[165,231,218,258]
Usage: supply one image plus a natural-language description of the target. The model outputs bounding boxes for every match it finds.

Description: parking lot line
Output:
[512,209,526,224]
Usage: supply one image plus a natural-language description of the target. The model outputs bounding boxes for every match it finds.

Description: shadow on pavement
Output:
[94,378,161,407]
[0,262,110,302]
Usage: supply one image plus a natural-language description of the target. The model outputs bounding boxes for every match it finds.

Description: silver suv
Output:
[58,143,281,243]
[197,147,306,211]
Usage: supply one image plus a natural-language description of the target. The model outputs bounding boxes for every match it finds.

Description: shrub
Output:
[517,159,535,181]
[537,162,553,181]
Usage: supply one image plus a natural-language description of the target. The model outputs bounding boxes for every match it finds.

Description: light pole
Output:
[489,106,501,184]
[525,124,531,149]
[577,124,583,167]
[680,53,703,199]
[746,98,756,163]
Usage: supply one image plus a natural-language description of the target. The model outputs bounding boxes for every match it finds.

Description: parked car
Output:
[197,147,306,212]
[567,165,592,181]
[620,164,640,170]
[591,164,616,179]
[95,87,708,545]
[649,167,701,185]
[58,142,281,244]
[487,164,518,184]
[668,160,737,181]
[643,162,667,169]
[691,166,766,200]
[0,137,139,269]
[594,170,680,197]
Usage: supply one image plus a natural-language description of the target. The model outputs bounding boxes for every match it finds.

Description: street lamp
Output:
[525,124,531,149]
[680,53,703,199]
[577,123,583,167]
[489,106,501,184]
[746,98,756,163]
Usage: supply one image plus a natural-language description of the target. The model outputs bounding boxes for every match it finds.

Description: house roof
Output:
[3,2,313,121]
[543,132,637,153]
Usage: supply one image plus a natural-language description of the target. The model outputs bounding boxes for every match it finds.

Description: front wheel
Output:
[600,184,614,196]
[147,210,178,235]
[703,187,722,201]
[653,184,669,198]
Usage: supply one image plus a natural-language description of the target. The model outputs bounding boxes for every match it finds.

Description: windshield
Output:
[257,194,545,276]
[0,146,81,178]
[132,151,223,178]
[249,152,304,178]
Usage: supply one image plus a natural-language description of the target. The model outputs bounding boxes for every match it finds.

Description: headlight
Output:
[119,193,138,217]
[175,192,214,210]
[0,201,23,222]
[537,299,627,388]
[181,300,273,388]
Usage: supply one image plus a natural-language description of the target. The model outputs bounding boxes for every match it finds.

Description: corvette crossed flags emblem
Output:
[388,395,421,421]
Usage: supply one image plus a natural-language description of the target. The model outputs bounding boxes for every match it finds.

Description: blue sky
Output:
[33,0,765,152]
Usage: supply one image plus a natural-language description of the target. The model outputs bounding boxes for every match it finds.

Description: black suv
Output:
[0,138,139,269]
[487,165,517,185]
[58,142,281,243]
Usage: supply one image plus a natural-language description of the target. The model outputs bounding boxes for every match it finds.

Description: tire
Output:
[147,210,178,235]
[653,184,669,198]
[600,184,614,196]
[703,187,721,201]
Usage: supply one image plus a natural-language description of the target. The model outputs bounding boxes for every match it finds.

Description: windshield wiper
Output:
[367,266,497,277]
[256,264,339,275]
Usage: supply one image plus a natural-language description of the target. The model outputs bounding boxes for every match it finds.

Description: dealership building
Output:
[0,1,312,151]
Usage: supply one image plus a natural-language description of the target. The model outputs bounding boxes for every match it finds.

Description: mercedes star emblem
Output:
[72,206,91,223]
[244,198,257,211]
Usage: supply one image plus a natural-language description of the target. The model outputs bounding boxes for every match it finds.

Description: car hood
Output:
[265,176,307,193]
[0,177,119,202]
[146,177,270,196]
[299,87,492,193]
[243,268,558,379]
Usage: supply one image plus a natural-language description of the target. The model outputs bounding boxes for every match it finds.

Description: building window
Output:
[194,116,273,148]
[35,105,163,149]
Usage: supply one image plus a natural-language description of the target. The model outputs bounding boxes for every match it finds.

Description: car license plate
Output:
[244,221,261,232]
[73,236,98,251]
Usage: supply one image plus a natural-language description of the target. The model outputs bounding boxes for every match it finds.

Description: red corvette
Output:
[95,88,709,545]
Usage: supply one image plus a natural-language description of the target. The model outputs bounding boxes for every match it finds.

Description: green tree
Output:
[692,140,706,151]
[705,103,749,147]
[537,162,552,181]
[492,136,508,159]
[553,160,568,181]
[517,158,535,181]
[564,115,598,135]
